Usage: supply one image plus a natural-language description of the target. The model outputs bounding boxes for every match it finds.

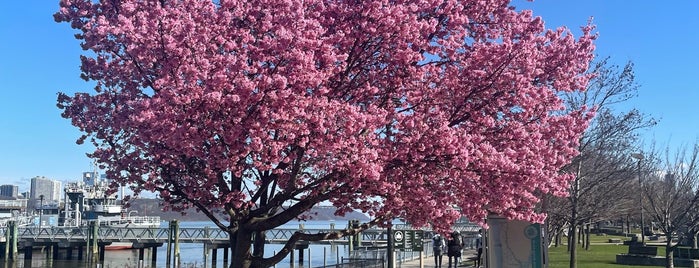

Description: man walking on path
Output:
[476,233,483,268]
[433,233,446,267]
[447,231,464,268]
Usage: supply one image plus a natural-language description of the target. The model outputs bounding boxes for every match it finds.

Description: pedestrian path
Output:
[397,249,480,268]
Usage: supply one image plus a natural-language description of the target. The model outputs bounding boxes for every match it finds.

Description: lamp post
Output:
[631,153,645,244]
[39,194,44,228]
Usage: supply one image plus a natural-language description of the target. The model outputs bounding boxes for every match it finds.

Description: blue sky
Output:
[1,1,697,192]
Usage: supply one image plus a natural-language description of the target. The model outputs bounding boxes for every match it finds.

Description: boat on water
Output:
[61,171,161,250]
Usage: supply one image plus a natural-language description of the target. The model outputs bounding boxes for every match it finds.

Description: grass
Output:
[547,238,668,268]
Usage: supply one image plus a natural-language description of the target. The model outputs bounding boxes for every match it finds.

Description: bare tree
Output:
[556,58,656,268]
[642,144,699,268]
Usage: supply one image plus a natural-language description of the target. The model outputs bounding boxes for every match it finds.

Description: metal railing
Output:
[0,222,479,245]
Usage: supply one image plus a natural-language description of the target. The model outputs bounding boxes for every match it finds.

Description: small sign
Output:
[393,230,405,249]
[412,230,424,251]
[392,230,424,252]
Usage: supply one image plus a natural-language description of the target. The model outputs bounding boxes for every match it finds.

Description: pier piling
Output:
[9,221,17,260]
[150,245,157,267]
[167,219,180,267]
[22,247,30,260]
[222,246,229,266]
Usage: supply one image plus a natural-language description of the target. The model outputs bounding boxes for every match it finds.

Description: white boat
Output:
[61,171,161,250]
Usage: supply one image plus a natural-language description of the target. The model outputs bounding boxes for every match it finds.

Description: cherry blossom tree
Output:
[55,0,595,267]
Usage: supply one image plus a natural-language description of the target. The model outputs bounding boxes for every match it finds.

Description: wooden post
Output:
[419,251,424,268]
[139,248,145,262]
[388,225,395,268]
[90,221,99,262]
[211,247,218,268]
[10,221,17,261]
[167,220,174,267]
[150,246,158,268]
[173,220,180,266]
[222,246,228,266]
[349,235,354,253]
[23,246,31,260]
[289,248,295,268]
[3,222,9,261]
[99,244,106,262]
[3,221,11,261]
[52,244,59,260]
[203,226,209,267]
[298,247,304,264]
[203,243,208,268]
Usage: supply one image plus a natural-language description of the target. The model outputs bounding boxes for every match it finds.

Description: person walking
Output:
[447,231,463,268]
[476,233,483,268]
[433,233,446,267]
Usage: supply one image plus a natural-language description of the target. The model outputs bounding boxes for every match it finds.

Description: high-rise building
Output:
[30,176,62,208]
[0,184,18,198]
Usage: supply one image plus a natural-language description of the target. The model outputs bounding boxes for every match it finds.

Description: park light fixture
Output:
[630,152,644,244]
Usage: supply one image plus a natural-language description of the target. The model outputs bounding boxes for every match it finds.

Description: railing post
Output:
[203,243,208,268]
[387,225,394,268]
[167,220,174,267]
[173,220,180,266]
[203,226,209,267]
[11,221,17,261]
[4,221,10,261]
[151,245,158,268]
[90,221,99,263]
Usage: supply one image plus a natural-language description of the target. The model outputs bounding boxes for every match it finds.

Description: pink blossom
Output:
[56,0,595,266]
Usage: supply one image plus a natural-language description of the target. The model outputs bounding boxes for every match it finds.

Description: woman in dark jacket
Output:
[446,231,463,268]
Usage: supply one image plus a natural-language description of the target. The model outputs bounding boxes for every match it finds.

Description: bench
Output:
[628,245,658,256]
[674,248,699,259]
[465,256,479,266]
[608,238,622,243]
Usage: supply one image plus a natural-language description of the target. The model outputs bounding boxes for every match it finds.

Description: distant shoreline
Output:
[127,198,370,222]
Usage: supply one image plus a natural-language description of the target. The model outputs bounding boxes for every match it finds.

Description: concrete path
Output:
[396,249,480,268]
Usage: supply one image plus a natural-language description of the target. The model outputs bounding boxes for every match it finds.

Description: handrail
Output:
[0,222,479,244]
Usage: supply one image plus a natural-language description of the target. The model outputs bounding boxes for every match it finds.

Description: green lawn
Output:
[548,243,667,268]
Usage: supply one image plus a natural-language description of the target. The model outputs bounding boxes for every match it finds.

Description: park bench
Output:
[465,256,479,266]
[674,248,699,259]
[628,245,657,256]
[608,238,622,243]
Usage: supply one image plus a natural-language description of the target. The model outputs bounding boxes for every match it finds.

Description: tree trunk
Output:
[231,230,253,268]
[569,224,577,268]
[626,214,630,234]
[666,234,674,268]
[555,230,561,247]
[693,231,699,249]
[585,222,591,250]
[252,230,266,258]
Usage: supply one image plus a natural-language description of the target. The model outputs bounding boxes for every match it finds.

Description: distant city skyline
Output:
[0,184,18,199]
[29,176,62,208]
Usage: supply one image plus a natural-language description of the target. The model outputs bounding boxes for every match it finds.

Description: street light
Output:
[631,153,645,244]
[39,194,44,228]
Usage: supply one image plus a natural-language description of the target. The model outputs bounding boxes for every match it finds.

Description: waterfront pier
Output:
[1,220,479,267]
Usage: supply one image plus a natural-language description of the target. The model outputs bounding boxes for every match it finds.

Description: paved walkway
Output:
[396,249,480,268]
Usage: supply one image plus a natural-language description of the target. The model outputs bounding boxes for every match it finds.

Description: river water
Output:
[7,220,382,268]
